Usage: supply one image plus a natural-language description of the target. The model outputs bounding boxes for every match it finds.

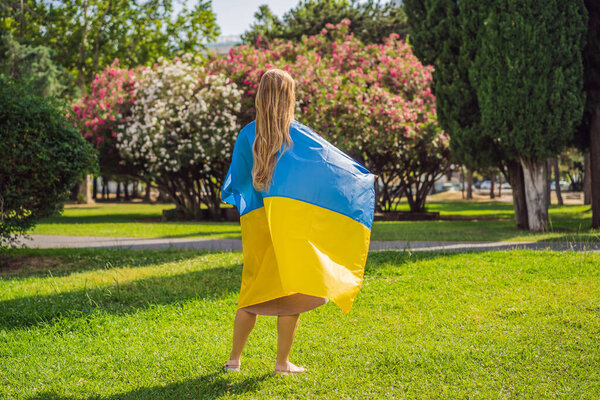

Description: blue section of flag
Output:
[221,120,375,229]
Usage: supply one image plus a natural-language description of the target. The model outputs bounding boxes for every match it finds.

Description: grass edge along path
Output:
[30,202,600,243]
[0,248,599,399]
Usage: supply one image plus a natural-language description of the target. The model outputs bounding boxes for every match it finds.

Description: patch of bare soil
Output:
[0,256,60,275]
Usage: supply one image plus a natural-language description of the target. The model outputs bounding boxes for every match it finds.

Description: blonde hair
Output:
[252,69,295,191]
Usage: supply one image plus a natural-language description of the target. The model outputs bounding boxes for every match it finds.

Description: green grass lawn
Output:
[32,203,242,240]
[31,202,600,242]
[373,203,598,242]
[1,248,599,399]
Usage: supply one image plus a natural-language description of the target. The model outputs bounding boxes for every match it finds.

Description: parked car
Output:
[550,181,570,191]
[479,180,505,190]
[479,180,492,190]
[435,181,462,192]
[501,182,512,190]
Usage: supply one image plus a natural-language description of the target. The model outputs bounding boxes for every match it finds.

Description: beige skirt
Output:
[240,293,329,316]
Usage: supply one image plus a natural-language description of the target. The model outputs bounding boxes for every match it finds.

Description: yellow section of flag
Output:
[238,196,371,314]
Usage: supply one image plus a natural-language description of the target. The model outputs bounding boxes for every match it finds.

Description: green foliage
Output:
[470,0,587,163]
[403,0,453,64]
[404,0,500,170]
[242,0,408,46]
[574,0,600,149]
[242,4,283,44]
[222,20,448,213]
[0,75,97,247]
[406,0,587,165]
[0,0,220,91]
[0,33,77,98]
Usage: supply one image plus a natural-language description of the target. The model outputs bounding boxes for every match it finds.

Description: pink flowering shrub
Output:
[117,54,243,219]
[72,20,450,215]
[215,20,450,212]
[71,60,140,178]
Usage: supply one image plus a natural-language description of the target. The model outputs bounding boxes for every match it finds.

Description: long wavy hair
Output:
[252,69,295,191]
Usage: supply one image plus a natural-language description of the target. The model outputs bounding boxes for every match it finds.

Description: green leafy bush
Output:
[0,76,97,246]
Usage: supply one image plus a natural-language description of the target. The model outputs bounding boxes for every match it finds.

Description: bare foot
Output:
[222,359,241,372]
[274,361,305,375]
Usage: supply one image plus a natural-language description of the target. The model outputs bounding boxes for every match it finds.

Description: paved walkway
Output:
[15,235,600,253]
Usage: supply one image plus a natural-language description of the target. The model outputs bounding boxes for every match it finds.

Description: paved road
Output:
[14,235,600,253]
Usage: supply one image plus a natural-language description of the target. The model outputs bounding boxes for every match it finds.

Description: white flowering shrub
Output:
[117,54,242,219]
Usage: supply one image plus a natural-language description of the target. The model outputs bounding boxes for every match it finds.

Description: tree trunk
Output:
[116,182,121,200]
[590,103,600,228]
[144,181,151,202]
[546,159,552,208]
[374,173,382,212]
[77,174,94,204]
[505,160,529,230]
[466,169,473,200]
[490,171,495,199]
[69,184,79,201]
[460,168,465,199]
[551,157,563,206]
[124,180,130,200]
[206,196,221,220]
[157,188,170,203]
[584,151,592,205]
[498,173,502,197]
[92,176,98,200]
[520,157,549,232]
[102,176,108,200]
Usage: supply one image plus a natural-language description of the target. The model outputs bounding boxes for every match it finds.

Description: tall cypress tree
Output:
[242,0,408,46]
[577,0,600,228]
[405,0,530,229]
[406,0,587,232]
[470,0,586,232]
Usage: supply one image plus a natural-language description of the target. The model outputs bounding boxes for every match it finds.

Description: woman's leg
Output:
[228,309,257,362]
[275,314,304,372]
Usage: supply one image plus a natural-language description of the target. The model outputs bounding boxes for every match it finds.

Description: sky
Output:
[211,0,302,37]
[175,0,375,38]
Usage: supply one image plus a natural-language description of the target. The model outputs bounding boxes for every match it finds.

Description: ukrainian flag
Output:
[221,120,375,314]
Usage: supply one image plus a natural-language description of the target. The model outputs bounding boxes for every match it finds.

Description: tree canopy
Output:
[0,75,97,246]
[242,0,408,46]
[0,0,220,93]
[0,34,75,98]
[405,0,587,231]
[577,0,600,228]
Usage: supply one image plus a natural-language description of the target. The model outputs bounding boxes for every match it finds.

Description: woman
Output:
[220,69,375,375]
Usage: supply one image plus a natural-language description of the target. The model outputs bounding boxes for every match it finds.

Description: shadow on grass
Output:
[0,250,453,331]
[0,248,231,279]
[5,246,596,332]
[27,372,272,400]
[0,261,243,330]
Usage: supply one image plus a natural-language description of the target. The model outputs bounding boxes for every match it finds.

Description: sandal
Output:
[274,363,306,375]
[222,360,241,372]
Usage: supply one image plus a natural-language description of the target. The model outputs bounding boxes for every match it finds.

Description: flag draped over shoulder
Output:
[221,120,375,314]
